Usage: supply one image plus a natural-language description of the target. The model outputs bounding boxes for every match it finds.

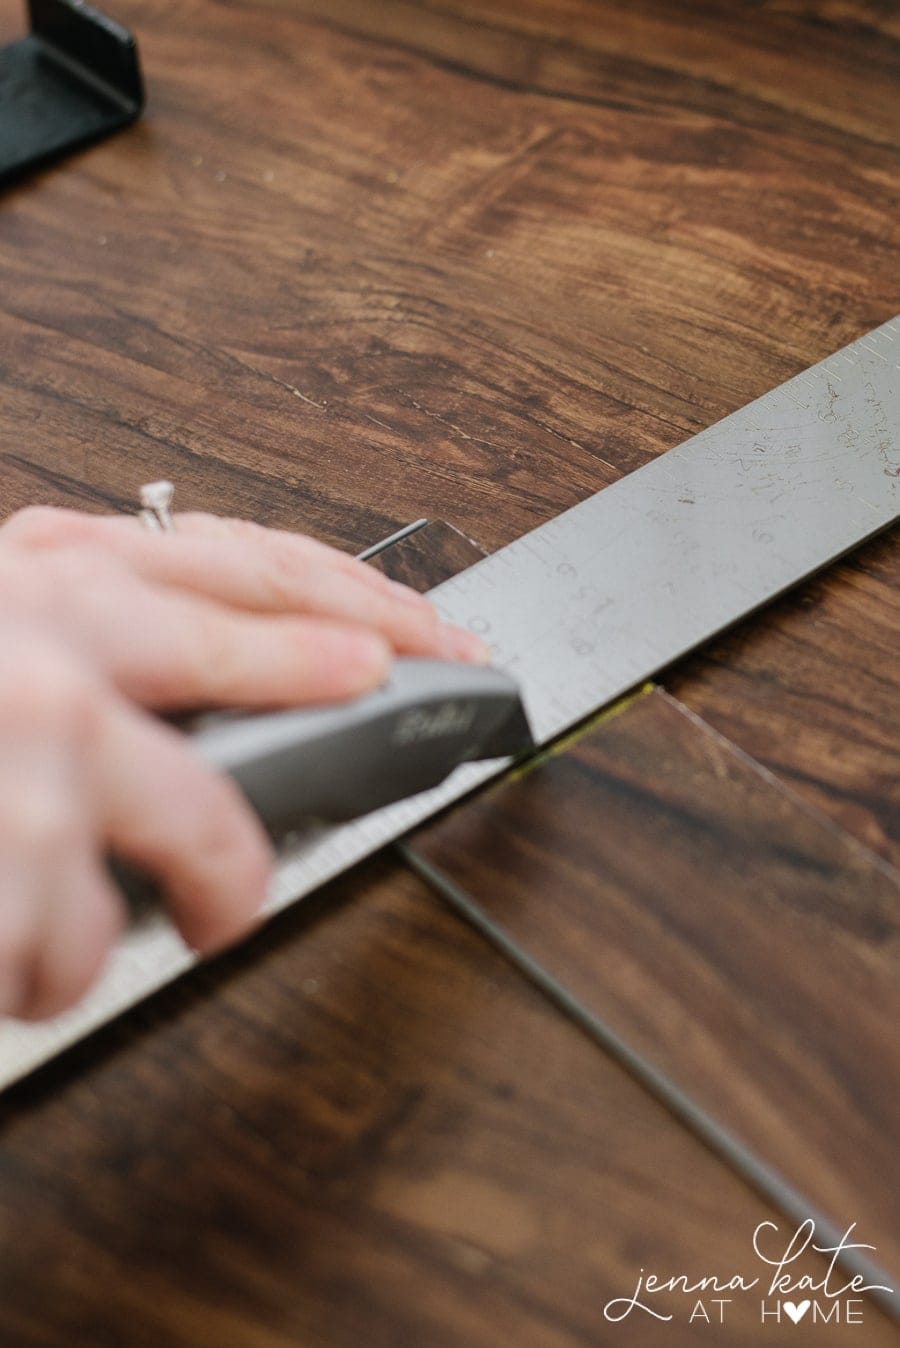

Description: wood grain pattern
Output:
[1,0,899,1340]
[368,518,486,589]
[1,0,896,866]
[2,0,899,551]
[414,687,900,1276]
[375,522,899,1289]
[667,530,900,869]
[1,856,896,1347]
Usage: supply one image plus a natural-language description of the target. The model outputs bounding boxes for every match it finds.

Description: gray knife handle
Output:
[188,658,533,835]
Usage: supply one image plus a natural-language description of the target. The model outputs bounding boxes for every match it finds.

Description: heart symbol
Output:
[783,1300,811,1324]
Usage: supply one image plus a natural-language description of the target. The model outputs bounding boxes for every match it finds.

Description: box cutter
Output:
[186,658,534,835]
[6,313,898,1092]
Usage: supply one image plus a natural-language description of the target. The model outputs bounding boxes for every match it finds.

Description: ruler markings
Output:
[0,318,898,1089]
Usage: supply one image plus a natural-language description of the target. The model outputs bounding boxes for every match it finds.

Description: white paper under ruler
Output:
[2,316,898,1090]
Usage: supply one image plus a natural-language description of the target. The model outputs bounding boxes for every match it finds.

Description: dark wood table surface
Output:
[0,1,898,1344]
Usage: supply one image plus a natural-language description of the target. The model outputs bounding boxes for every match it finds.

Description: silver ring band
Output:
[138,480,175,534]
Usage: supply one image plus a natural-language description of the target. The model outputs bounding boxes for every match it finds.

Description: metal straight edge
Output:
[0,315,897,1090]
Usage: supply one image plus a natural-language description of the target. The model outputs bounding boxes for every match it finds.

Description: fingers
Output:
[0,623,272,1021]
[0,782,125,1021]
[2,506,487,663]
[95,697,273,952]
[0,499,493,1023]
[0,542,396,709]
[17,854,125,1022]
[0,634,126,1019]
[4,506,404,599]
[107,524,481,663]
[73,575,396,709]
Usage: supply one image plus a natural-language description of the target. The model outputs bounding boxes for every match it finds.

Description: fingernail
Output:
[389,579,434,611]
[438,625,492,664]
[343,632,392,689]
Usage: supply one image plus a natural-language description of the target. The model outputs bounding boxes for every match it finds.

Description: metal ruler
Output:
[1,316,898,1090]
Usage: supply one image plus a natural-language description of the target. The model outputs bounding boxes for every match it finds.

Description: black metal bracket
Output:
[0,0,144,186]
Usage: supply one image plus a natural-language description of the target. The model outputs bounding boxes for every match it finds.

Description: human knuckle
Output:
[1,646,99,739]
[51,543,116,589]
[2,506,89,549]
[364,590,393,625]
[30,654,92,719]
[176,611,237,699]
[223,516,265,544]
[184,513,262,546]
[196,771,251,846]
[2,505,60,545]
[6,541,114,610]
[3,792,78,863]
[188,778,267,885]
[260,543,307,609]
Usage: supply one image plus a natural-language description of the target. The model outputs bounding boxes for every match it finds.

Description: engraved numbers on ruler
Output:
[2,315,898,1092]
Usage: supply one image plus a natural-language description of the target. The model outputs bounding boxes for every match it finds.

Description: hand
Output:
[0,506,488,706]
[0,505,488,1020]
